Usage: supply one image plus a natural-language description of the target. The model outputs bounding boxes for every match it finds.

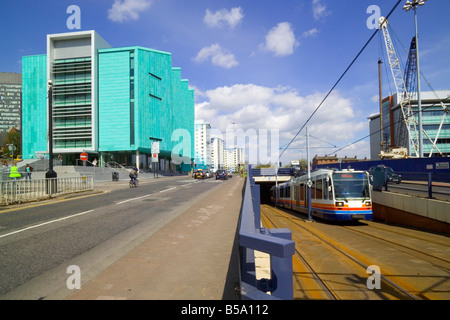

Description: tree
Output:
[299,159,307,170]
[3,128,21,158]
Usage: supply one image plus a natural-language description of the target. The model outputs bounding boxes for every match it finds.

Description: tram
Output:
[270,169,372,221]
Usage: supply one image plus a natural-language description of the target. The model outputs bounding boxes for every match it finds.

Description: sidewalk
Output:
[67,176,244,300]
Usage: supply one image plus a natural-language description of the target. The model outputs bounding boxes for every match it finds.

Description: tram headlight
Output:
[365,201,371,207]
[335,201,345,207]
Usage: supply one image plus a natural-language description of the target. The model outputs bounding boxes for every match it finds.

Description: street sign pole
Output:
[150,139,161,179]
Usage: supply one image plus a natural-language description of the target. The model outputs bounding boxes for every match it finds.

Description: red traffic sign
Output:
[80,152,88,161]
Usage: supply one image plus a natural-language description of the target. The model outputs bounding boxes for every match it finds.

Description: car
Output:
[194,170,206,179]
[368,165,402,184]
[204,169,212,178]
[215,169,228,180]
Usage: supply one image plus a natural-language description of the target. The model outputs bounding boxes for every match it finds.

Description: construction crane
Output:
[379,17,419,157]
[403,37,446,157]
[379,17,445,158]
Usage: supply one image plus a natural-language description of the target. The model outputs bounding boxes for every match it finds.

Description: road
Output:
[0,176,226,299]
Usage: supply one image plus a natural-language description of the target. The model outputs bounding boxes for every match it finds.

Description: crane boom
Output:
[379,17,420,157]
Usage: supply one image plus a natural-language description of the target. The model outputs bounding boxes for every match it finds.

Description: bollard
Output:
[45,170,58,195]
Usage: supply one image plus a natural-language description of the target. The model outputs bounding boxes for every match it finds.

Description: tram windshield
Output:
[332,172,370,200]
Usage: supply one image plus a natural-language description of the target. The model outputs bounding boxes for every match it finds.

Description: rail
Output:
[0,175,94,205]
[239,165,295,300]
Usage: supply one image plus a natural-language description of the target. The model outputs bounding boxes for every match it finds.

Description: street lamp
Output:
[46,80,57,194]
[403,0,427,157]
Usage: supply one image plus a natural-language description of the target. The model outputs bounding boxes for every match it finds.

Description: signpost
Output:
[150,140,161,178]
[80,152,88,167]
[80,152,88,161]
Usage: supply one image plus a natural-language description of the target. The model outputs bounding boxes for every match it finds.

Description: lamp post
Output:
[306,127,312,221]
[46,80,57,194]
[403,0,427,158]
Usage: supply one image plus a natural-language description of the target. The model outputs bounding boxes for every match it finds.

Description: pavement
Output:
[66,176,245,300]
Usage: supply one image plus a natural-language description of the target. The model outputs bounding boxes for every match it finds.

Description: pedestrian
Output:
[92,158,98,167]
[25,164,32,180]
[9,163,21,180]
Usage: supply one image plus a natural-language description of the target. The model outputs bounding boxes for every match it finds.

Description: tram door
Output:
[301,183,308,210]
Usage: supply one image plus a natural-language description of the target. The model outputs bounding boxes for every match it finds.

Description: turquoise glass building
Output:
[22,31,194,171]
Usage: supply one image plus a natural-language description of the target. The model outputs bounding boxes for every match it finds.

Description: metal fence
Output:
[371,170,450,200]
[0,175,94,205]
[239,166,295,300]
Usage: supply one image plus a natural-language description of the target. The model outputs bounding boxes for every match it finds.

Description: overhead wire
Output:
[279,0,403,159]
[329,13,450,157]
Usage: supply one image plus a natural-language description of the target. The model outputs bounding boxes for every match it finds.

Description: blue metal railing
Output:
[239,166,295,300]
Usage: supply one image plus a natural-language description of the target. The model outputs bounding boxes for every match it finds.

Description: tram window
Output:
[286,186,290,198]
[316,179,323,199]
[327,180,333,200]
[311,180,316,199]
[300,184,305,201]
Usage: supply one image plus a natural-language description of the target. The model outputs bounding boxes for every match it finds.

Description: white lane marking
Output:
[180,183,193,187]
[160,187,176,193]
[0,210,95,239]
[116,194,152,205]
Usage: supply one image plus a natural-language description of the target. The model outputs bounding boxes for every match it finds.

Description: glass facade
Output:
[97,47,194,171]
[0,73,22,132]
[371,91,450,158]
[21,31,194,171]
[21,55,47,158]
[52,57,93,149]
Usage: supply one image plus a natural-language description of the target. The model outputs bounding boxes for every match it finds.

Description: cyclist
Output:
[129,166,138,186]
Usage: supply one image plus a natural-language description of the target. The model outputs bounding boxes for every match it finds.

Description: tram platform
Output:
[66,176,244,300]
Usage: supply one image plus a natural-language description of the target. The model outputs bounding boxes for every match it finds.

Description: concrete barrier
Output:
[239,166,295,300]
[372,191,450,234]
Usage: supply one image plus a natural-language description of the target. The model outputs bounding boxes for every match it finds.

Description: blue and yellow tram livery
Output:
[270,169,372,221]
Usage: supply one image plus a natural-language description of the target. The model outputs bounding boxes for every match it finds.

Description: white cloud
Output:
[204,7,244,29]
[193,44,238,69]
[260,22,298,57]
[302,28,320,38]
[108,0,152,23]
[312,0,331,20]
[195,84,370,162]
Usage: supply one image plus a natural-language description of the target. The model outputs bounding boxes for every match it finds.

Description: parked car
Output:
[215,169,228,180]
[194,170,206,179]
[369,165,402,184]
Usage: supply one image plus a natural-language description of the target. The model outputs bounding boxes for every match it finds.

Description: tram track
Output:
[260,211,337,300]
[341,224,450,272]
[260,204,446,300]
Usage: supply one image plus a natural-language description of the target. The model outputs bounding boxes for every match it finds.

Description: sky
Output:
[1,0,449,165]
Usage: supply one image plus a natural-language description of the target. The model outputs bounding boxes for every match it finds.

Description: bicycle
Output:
[129,177,139,188]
